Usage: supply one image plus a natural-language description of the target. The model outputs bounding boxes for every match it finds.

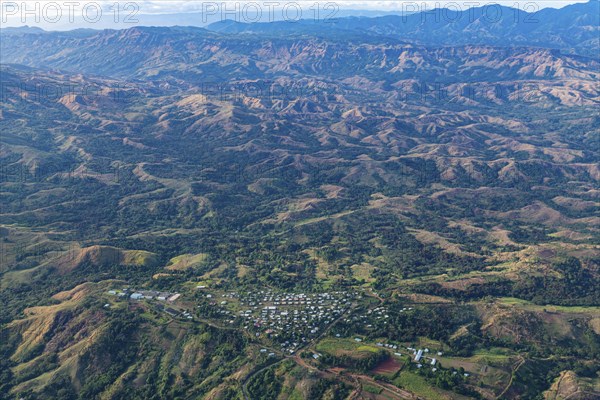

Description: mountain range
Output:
[206,0,600,57]
[0,2,599,400]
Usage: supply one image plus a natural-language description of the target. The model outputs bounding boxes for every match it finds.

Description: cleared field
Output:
[393,371,449,400]
[372,357,403,377]
[316,338,380,358]
[351,263,376,283]
[165,253,209,271]
[497,297,600,314]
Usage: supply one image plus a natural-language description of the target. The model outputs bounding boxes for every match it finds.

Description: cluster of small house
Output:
[199,290,356,353]
[345,305,392,328]
[247,291,356,352]
[236,290,356,309]
[108,288,180,303]
[376,342,400,351]
[409,347,444,371]
[410,347,469,377]
[258,348,277,358]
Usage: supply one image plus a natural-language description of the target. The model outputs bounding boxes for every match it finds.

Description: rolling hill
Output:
[0,3,599,399]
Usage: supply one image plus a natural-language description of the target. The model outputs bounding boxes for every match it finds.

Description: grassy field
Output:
[497,297,600,314]
[351,263,376,284]
[316,338,380,358]
[363,383,383,394]
[393,371,448,400]
[165,253,209,271]
[432,348,513,395]
[415,337,444,350]
[436,347,514,373]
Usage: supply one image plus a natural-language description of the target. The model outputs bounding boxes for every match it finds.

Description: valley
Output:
[0,2,599,399]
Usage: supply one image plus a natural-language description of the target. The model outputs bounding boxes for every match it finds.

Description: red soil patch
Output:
[372,357,401,375]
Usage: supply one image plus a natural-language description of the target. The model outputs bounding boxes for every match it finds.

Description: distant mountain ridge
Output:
[206,1,600,57]
[2,1,598,61]
[1,26,598,86]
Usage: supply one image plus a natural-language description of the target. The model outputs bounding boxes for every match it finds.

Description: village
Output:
[105,285,467,380]
[197,289,359,353]
[107,288,421,350]
[344,305,392,329]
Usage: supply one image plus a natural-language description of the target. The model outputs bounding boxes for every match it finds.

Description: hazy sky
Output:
[134,0,585,13]
[0,0,589,30]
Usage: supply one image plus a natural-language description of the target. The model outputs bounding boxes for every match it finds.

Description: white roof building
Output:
[415,349,424,362]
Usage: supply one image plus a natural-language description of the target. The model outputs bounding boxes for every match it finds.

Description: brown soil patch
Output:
[537,249,556,259]
[441,277,486,291]
[372,357,401,375]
